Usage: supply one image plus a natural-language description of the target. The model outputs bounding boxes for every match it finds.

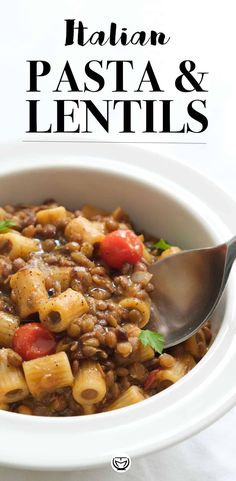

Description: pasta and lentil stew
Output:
[0,200,212,416]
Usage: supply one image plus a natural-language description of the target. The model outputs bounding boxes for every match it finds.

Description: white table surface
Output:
[0,0,235,479]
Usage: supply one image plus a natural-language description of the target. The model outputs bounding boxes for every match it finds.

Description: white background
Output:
[0,0,235,480]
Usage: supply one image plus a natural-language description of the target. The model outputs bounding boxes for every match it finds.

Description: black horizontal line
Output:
[22,140,206,145]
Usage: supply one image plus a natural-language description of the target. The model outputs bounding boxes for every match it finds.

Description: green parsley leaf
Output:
[139,329,164,354]
[0,219,17,232]
[151,238,171,251]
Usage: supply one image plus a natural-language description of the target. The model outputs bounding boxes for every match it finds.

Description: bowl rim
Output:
[0,143,235,471]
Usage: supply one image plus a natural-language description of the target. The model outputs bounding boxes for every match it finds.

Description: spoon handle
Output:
[225,235,236,281]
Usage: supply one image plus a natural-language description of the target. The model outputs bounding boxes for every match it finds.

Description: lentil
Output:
[105,330,117,349]
[159,353,175,369]
[116,341,132,358]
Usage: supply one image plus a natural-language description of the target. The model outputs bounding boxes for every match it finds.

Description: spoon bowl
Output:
[148,236,236,347]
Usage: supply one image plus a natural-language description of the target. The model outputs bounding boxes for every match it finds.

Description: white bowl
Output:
[0,142,236,471]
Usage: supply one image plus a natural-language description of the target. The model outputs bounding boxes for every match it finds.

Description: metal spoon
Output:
[148,236,236,348]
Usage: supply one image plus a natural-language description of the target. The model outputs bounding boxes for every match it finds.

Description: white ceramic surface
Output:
[0,142,236,471]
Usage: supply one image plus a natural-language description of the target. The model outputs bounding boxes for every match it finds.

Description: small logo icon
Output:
[111,455,131,473]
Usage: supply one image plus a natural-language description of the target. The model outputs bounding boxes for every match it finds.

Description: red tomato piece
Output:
[144,369,159,390]
[12,322,56,361]
[99,229,143,269]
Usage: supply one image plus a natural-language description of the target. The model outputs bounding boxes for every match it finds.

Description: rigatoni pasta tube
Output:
[0,349,29,403]
[39,288,88,332]
[124,321,154,361]
[105,386,146,411]
[65,217,105,244]
[183,329,207,360]
[137,343,155,362]
[155,354,196,386]
[72,361,106,406]
[83,404,96,415]
[0,312,20,347]
[10,267,48,318]
[23,352,73,397]
[36,206,67,225]
[119,298,150,328]
[49,266,72,292]
[0,232,40,260]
